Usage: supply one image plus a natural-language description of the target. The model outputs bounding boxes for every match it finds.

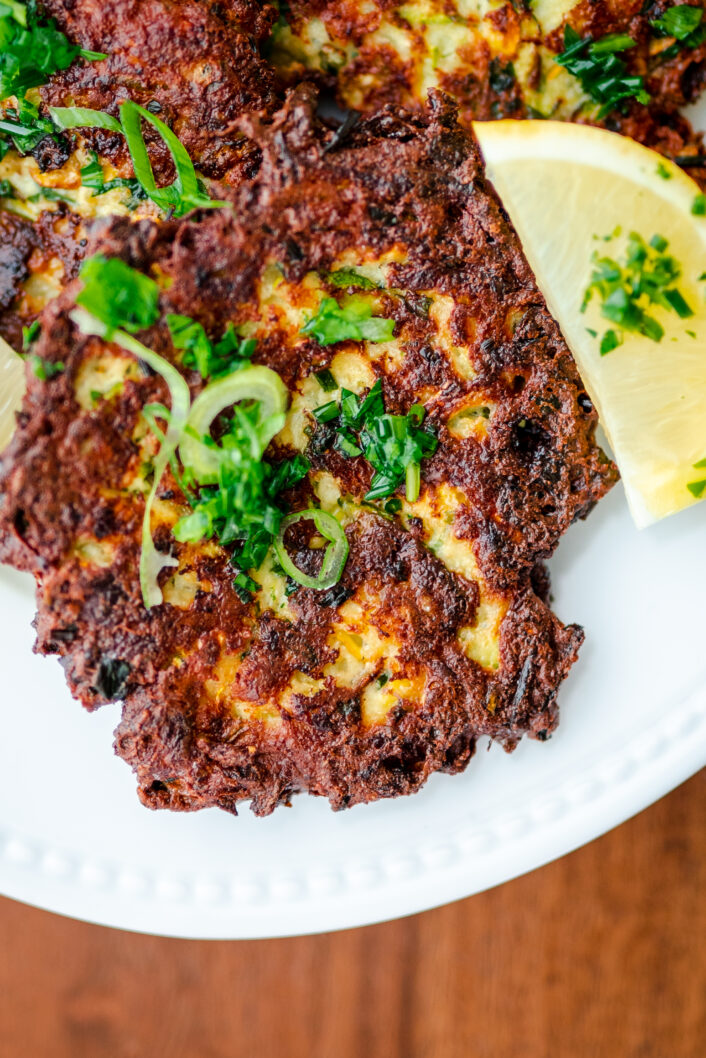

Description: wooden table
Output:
[1,770,703,1058]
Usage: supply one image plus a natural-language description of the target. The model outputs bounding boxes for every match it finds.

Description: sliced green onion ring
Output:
[274,508,349,591]
[70,307,191,609]
[178,365,289,483]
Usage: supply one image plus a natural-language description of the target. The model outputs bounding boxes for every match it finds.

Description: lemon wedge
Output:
[0,335,24,452]
[475,120,706,528]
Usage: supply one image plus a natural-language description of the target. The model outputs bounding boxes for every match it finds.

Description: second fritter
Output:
[0,91,616,815]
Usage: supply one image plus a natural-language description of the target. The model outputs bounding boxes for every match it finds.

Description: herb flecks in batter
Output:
[312,379,438,502]
[302,295,395,346]
[326,269,381,291]
[80,150,146,208]
[556,28,650,118]
[582,231,693,350]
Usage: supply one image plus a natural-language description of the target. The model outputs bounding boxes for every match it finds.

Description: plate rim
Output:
[1,675,704,939]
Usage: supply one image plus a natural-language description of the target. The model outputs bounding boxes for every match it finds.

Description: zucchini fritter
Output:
[270,0,706,182]
[0,0,280,347]
[40,0,279,183]
[0,91,616,814]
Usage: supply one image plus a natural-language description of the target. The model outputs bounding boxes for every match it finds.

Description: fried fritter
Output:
[40,0,279,183]
[0,0,281,348]
[270,0,706,183]
[0,91,616,815]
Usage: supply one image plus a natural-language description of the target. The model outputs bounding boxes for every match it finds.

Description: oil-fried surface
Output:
[0,92,616,814]
[270,0,706,184]
[40,0,279,183]
[0,0,281,346]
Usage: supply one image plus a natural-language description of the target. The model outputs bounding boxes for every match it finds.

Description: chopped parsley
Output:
[0,0,104,103]
[687,457,706,498]
[21,318,39,348]
[26,353,64,379]
[651,5,706,60]
[76,254,160,334]
[73,254,319,604]
[303,296,395,346]
[311,379,438,502]
[692,192,706,216]
[0,1,105,159]
[556,27,650,117]
[583,231,693,350]
[656,161,672,180]
[166,314,255,379]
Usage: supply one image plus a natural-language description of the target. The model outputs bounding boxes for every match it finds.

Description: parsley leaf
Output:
[166,314,255,379]
[556,26,650,117]
[302,296,395,346]
[76,254,160,335]
[0,0,105,102]
[583,231,693,349]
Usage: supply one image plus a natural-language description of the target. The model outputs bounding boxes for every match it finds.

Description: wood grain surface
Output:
[1,770,704,1058]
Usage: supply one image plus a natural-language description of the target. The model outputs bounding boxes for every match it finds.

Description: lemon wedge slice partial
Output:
[476,120,706,528]
[0,336,25,453]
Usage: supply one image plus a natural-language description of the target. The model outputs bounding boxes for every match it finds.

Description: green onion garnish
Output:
[309,379,438,502]
[50,100,226,217]
[314,367,337,391]
[70,306,190,609]
[274,508,349,591]
[178,365,289,484]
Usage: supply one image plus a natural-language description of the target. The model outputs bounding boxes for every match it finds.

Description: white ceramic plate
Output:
[2,104,706,939]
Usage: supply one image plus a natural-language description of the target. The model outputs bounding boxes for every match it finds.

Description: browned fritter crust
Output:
[272,0,706,186]
[0,212,35,348]
[0,207,89,350]
[39,0,280,183]
[0,91,615,814]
